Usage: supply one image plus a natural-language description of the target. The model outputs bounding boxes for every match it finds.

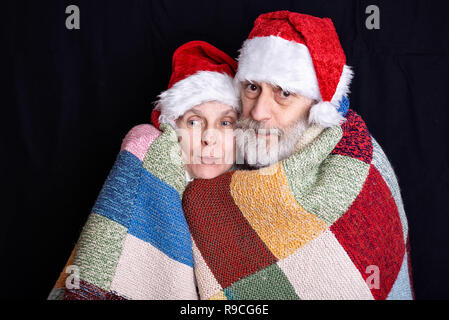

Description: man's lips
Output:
[256,132,281,138]
[199,157,221,165]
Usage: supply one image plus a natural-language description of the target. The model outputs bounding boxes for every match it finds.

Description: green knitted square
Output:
[72,213,127,291]
[285,154,370,225]
[283,124,371,226]
[142,124,187,197]
[226,264,299,300]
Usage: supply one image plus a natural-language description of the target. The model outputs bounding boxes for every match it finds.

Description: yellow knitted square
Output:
[208,291,227,300]
[230,164,327,260]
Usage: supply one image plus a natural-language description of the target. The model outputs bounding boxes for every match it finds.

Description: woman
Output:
[48,41,239,300]
[152,40,239,181]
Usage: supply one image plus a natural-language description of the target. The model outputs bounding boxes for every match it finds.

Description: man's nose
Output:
[250,90,273,122]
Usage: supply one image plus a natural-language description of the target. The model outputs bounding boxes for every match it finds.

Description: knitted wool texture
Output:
[48,100,414,300]
[182,105,414,300]
[48,124,198,300]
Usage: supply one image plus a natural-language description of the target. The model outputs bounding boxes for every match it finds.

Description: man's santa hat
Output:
[151,41,239,129]
[235,11,354,128]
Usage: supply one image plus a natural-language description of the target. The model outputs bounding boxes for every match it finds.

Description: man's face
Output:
[236,81,315,167]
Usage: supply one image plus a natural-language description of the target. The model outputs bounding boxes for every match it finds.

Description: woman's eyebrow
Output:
[187,109,203,116]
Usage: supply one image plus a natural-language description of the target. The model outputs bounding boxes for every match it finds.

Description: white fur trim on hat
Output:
[310,65,354,128]
[235,36,321,101]
[156,71,240,125]
[308,101,346,128]
[235,36,355,128]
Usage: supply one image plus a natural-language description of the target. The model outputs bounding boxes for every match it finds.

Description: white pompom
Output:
[308,101,346,128]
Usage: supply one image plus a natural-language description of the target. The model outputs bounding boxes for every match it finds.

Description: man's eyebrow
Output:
[242,80,260,85]
[272,84,295,94]
[220,109,237,116]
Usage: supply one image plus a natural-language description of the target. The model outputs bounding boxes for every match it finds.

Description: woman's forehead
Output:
[189,103,237,116]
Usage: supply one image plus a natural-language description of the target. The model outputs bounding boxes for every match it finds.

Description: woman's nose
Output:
[202,130,218,146]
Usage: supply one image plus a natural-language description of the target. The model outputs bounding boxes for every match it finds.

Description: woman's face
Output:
[176,101,237,180]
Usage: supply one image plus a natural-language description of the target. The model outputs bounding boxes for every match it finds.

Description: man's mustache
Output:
[235,117,284,137]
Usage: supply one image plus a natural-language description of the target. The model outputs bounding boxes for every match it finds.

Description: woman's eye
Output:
[187,120,201,127]
[221,120,233,127]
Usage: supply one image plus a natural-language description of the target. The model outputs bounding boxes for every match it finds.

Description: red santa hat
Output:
[235,11,354,128]
[151,41,239,129]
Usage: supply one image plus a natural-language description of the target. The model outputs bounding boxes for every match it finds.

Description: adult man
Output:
[182,11,414,300]
[233,10,351,168]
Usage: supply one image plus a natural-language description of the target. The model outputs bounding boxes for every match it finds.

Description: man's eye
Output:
[247,83,258,91]
[221,120,232,127]
[281,90,291,98]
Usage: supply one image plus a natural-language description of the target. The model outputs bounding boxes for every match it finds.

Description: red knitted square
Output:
[331,110,373,164]
[330,164,405,300]
[62,280,125,300]
[183,172,278,289]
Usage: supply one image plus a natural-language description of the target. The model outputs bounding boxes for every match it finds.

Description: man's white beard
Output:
[235,117,310,168]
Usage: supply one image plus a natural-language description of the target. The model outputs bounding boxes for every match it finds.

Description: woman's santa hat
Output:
[151,41,239,129]
[235,10,354,128]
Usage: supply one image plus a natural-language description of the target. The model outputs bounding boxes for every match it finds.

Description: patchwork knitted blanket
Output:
[182,108,414,300]
[48,123,198,300]
[48,104,414,300]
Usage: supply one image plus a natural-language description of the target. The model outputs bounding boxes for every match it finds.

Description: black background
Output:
[2,0,448,300]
